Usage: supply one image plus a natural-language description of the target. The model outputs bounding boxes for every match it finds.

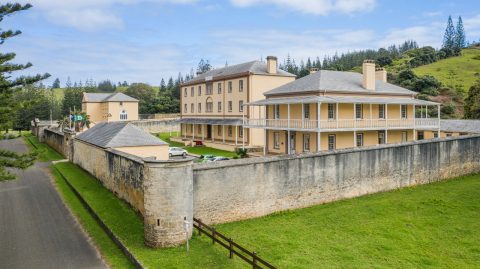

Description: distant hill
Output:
[413,47,480,93]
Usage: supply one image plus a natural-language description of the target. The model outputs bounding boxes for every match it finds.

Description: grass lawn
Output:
[23,132,64,162]
[414,48,480,92]
[53,162,247,268]
[157,132,238,158]
[216,174,480,268]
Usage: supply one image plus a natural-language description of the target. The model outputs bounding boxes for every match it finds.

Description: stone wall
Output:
[192,135,480,224]
[72,140,147,214]
[43,129,65,156]
[131,119,180,134]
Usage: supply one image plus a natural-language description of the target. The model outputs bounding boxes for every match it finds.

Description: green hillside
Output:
[413,48,480,92]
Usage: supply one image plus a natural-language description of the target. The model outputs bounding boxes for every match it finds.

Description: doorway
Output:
[290,131,296,154]
[206,125,212,139]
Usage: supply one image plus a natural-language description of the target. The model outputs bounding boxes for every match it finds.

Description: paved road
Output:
[0,138,107,269]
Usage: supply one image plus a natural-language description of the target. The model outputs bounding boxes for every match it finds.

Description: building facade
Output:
[244,61,441,155]
[178,56,296,150]
[82,92,139,124]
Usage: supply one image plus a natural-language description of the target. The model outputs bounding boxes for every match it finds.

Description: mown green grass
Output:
[53,162,247,268]
[414,48,480,92]
[51,166,136,269]
[157,132,238,158]
[23,132,64,162]
[217,174,480,268]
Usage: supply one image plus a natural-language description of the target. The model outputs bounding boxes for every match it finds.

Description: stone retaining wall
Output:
[131,119,180,134]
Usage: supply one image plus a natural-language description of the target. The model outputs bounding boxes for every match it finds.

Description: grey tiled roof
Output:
[184,61,295,84]
[247,96,438,105]
[83,92,138,102]
[264,70,416,96]
[440,120,480,133]
[75,122,166,148]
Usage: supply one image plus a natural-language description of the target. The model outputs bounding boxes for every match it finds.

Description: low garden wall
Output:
[131,119,180,134]
[43,129,66,156]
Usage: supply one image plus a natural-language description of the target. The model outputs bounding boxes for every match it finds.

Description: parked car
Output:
[169,147,188,157]
[212,157,230,162]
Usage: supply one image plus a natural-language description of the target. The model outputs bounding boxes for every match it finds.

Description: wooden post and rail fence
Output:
[193,218,276,269]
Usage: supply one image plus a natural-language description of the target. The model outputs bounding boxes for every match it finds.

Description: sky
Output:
[3,0,480,87]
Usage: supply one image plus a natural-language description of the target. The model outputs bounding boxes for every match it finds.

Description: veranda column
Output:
[336,102,339,129]
[385,104,388,144]
[202,124,204,140]
[212,125,215,142]
[222,125,225,143]
[242,106,245,149]
[353,103,357,147]
[317,102,321,152]
[287,103,291,154]
[183,124,186,139]
[235,125,238,145]
[192,124,195,140]
[413,105,417,140]
[437,104,441,137]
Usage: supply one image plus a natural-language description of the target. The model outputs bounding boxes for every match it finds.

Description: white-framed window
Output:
[378,131,385,144]
[184,88,187,97]
[239,80,244,92]
[198,85,202,96]
[273,132,280,149]
[401,104,407,119]
[328,103,335,120]
[356,133,364,147]
[239,126,243,138]
[402,131,408,142]
[303,134,310,152]
[379,104,385,119]
[303,104,310,119]
[206,84,213,95]
[328,134,336,150]
[218,101,222,112]
[191,103,194,113]
[206,98,213,113]
[418,131,425,140]
[191,87,194,97]
[198,103,201,113]
[120,110,128,120]
[228,101,232,112]
[217,83,222,94]
[274,104,280,119]
[228,81,232,93]
[355,104,363,119]
[184,104,187,113]
[239,100,244,112]
[228,126,232,137]
[433,132,438,138]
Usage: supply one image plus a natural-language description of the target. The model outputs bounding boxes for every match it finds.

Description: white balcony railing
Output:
[244,118,439,130]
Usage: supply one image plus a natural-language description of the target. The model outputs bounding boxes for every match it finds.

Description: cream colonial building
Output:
[82,92,139,124]
[243,60,441,155]
[178,56,295,150]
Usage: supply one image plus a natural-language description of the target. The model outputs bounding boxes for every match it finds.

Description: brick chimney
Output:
[375,67,387,83]
[266,56,277,74]
[362,60,376,90]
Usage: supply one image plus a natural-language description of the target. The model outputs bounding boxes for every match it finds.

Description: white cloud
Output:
[230,0,376,16]
[21,0,197,31]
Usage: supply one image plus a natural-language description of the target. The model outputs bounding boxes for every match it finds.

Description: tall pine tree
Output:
[0,3,50,132]
[442,15,455,49]
[454,16,466,49]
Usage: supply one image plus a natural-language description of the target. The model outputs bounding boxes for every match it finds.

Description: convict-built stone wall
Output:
[47,130,480,248]
[131,119,180,134]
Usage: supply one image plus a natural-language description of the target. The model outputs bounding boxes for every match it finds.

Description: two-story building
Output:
[178,56,296,150]
[82,92,139,124]
[243,60,441,155]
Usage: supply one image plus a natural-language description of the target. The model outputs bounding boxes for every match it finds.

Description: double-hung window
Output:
[198,103,201,113]
[328,135,336,150]
[378,131,385,144]
[217,83,222,94]
[191,103,194,113]
[273,132,280,149]
[303,134,310,152]
[239,80,244,92]
[184,88,187,97]
[273,104,280,119]
[378,104,385,119]
[191,87,194,97]
[355,104,363,119]
[218,102,222,112]
[228,81,232,93]
[198,86,202,96]
[303,104,310,119]
[328,104,335,120]
[356,133,364,147]
[228,101,232,112]
[239,100,244,112]
[401,104,407,119]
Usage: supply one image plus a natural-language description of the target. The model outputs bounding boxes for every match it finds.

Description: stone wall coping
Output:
[143,156,195,166]
[45,128,65,136]
[193,134,480,171]
[130,119,180,124]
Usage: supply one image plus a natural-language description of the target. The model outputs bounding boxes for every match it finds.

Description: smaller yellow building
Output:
[82,92,139,124]
[75,121,169,160]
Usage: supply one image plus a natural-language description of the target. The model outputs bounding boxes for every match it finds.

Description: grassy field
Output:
[23,133,64,162]
[414,48,480,92]
[217,174,480,268]
[157,132,238,158]
[53,162,246,268]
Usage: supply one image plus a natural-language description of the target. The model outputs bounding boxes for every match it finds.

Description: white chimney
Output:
[266,56,277,74]
[375,68,387,83]
[362,60,376,90]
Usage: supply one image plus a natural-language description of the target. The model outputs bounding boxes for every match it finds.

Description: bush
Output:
[234,148,248,158]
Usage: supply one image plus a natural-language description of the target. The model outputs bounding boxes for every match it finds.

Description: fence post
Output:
[212,227,216,245]
[253,251,257,268]
[229,238,233,259]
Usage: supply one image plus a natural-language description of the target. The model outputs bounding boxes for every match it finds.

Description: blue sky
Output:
[4,0,480,86]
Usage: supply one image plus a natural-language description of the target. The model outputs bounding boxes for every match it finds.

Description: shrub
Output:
[234,148,248,158]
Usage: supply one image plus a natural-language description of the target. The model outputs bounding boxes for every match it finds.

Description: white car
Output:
[169,147,188,157]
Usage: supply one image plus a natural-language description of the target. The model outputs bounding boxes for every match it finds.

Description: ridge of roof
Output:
[83,92,138,102]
